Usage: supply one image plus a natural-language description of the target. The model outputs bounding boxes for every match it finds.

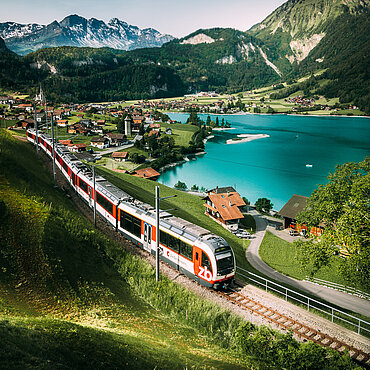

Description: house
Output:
[149,123,161,131]
[278,194,323,236]
[17,103,33,112]
[203,186,246,230]
[165,127,173,135]
[90,125,104,134]
[105,133,127,146]
[59,139,72,146]
[57,119,68,127]
[96,119,106,126]
[69,143,87,153]
[90,137,109,149]
[132,115,144,124]
[132,167,160,180]
[112,151,129,162]
[15,119,34,129]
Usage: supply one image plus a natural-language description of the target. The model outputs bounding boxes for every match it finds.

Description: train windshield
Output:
[216,252,234,272]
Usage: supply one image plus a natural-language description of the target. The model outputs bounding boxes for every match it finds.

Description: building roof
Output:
[207,187,245,207]
[279,194,309,220]
[112,151,128,159]
[205,193,244,221]
[133,167,160,179]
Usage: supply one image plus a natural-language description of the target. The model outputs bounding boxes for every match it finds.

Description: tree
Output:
[295,158,370,287]
[174,181,187,191]
[255,198,273,214]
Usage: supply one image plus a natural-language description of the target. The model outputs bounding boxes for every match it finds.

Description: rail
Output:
[304,276,370,301]
[236,267,370,337]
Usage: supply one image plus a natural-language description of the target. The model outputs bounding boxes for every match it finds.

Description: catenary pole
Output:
[51,111,57,187]
[34,102,39,159]
[93,165,96,227]
[155,185,160,282]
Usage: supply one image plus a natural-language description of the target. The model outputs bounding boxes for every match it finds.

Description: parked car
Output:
[289,229,299,236]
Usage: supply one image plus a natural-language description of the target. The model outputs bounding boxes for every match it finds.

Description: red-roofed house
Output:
[132,167,160,180]
[203,186,246,230]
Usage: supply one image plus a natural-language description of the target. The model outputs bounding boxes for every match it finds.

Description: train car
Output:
[117,200,235,289]
[26,128,236,289]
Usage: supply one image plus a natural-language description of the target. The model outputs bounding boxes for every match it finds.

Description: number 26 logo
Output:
[198,266,212,281]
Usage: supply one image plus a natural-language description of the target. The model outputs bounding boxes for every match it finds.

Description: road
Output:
[246,210,370,317]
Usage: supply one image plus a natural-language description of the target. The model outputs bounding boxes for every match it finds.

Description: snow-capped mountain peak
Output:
[0,15,174,55]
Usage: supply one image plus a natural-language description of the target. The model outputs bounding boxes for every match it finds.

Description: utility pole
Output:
[93,165,96,227]
[34,102,39,159]
[51,111,57,187]
[155,186,160,282]
[45,100,48,134]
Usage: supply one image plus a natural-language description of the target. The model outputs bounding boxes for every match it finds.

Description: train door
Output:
[193,246,202,280]
[143,223,152,252]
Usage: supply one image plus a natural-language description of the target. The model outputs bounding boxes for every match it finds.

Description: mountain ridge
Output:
[0,14,174,55]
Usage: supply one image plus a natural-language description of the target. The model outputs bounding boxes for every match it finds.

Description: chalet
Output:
[90,137,109,149]
[112,151,129,162]
[96,119,105,126]
[17,104,33,112]
[90,125,104,134]
[105,133,127,146]
[278,194,323,236]
[69,123,90,135]
[132,115,144,124]
[203,186,246,231]
[57,120,68,127]
[0,96,12,104]
[59,139,72,146]
[15,119,34,129]
[132,167,160,181]
[53,109,64,120]
[69,143,87,153]
[165,127,173,135]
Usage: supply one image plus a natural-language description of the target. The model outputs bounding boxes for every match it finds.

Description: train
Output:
[26,128,236,289]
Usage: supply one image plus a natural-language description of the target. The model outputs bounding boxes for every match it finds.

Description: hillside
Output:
[0,130,254,368]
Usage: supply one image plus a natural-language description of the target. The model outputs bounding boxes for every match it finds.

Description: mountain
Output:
[0,15,174,55]
[248,0,368,64]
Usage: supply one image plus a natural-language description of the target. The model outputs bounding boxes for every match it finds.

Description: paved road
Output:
[246,210,370,317]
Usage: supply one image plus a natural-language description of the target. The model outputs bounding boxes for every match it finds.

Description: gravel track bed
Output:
[36,145,369,356]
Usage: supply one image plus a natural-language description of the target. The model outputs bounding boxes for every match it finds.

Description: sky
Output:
[0,0,287,37]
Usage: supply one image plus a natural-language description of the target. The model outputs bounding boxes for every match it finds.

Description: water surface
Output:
[160,113,369,210]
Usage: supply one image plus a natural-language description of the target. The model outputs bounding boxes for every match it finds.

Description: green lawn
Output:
[259,231,351,285]
[160,123,198,147]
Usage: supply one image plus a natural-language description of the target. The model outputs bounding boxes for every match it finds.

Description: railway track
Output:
[218,289,369,367]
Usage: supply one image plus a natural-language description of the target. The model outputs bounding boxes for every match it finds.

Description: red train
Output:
[27,129,235,289]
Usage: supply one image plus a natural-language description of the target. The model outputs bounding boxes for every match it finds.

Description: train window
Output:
[96,192,114,215]
[62,160,69,173]
[71,172,76,186]
[120,210,141,238]
[180,240,192,260]
[79,178,88,193]
[160,231,179,253]
[202,252,212,273]
[195,252,199,261]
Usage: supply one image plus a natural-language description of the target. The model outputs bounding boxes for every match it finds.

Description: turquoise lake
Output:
[159,113,370,210]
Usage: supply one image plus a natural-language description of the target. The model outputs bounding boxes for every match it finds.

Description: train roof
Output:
[120,199,230,252]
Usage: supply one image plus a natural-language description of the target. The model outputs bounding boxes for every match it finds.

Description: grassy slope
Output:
[0,129,251,369]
